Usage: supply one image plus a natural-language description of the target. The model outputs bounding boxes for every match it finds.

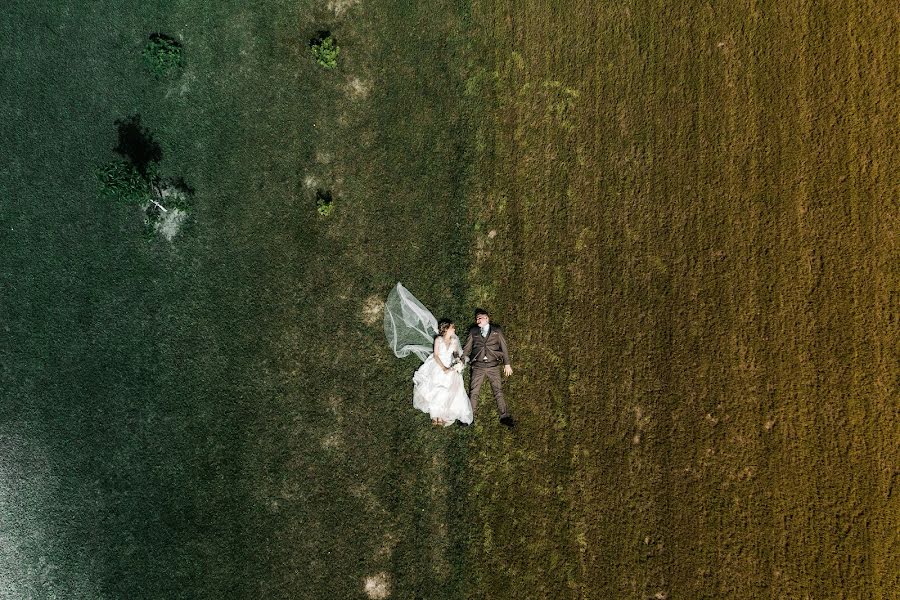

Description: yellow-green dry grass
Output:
[463,0,898,598]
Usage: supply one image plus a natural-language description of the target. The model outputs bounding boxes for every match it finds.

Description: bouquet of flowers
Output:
[450,352,465,373]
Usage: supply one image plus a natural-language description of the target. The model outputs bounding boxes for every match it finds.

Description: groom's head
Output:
[474,308,489,327]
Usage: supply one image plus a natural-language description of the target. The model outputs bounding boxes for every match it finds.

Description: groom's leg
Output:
[486,367,508,418]
[468,367,487,414]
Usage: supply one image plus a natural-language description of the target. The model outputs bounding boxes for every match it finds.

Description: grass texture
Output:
[1,1,472,597]
[1,0,896,599]
[462,0,898,598]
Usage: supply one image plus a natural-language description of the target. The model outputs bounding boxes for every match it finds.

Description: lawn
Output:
[1,1,895,599]
[2,1,474,597]
[463,0,898,598]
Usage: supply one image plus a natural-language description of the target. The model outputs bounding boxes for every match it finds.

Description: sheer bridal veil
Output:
[384,282,437,363]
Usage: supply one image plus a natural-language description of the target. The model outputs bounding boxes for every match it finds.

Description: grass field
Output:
[2,1,474,597]
[1,0,896,598]
[463,0,898,598]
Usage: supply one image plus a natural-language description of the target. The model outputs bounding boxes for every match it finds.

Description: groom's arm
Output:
[461,328,474,363]
[497,328,512,376]
[497,329,511,366]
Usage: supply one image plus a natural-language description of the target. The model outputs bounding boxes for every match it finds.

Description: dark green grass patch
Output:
[1,1,475,598]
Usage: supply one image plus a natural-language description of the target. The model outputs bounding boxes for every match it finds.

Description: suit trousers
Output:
[468,366,508,418]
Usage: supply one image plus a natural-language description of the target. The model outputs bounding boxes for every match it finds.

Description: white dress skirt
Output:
[412,335,473,426]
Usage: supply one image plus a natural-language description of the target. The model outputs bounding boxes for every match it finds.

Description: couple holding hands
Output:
[384,283,515,429]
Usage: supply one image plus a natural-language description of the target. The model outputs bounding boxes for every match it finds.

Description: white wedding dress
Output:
[384,282,473,427]
[412,335,473,426]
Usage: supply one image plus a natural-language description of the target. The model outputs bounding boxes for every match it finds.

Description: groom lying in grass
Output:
[462,308,515,429]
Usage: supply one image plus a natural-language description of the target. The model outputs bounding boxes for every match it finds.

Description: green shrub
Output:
[310,33,339,69]
[96,161,151,205]
[142,33,184,79]
[316,189,334,216]
[98,160,193,237]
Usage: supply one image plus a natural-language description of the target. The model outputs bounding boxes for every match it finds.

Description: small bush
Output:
[316,189,334,216]
[96,161,151,205]
[142,33,184,79]
[98,159,193,238]
[310,32,339,69]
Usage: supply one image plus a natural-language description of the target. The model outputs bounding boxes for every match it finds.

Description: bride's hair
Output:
[437,319,454,337]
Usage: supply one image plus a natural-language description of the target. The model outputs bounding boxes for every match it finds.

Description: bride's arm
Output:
[433,337,449,372]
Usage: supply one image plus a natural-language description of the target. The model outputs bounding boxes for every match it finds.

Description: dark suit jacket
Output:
[462,324,511,369]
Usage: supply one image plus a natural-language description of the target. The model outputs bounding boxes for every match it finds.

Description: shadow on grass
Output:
[309,29,334,48]
[148,32,181,48]
[114,114,162,175]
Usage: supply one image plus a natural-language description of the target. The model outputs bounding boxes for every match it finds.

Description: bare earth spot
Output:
[143,185,189,241]
[321,431,342,450]
[315,150,332,164]
[363,572,390,599]
[347,76,372,100]
[155,207,187,241]
[304,175,320,190]
[329,0,362,18]
[362,295,385,325]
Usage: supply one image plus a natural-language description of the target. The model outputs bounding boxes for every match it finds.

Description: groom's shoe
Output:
[499,416,515,429]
